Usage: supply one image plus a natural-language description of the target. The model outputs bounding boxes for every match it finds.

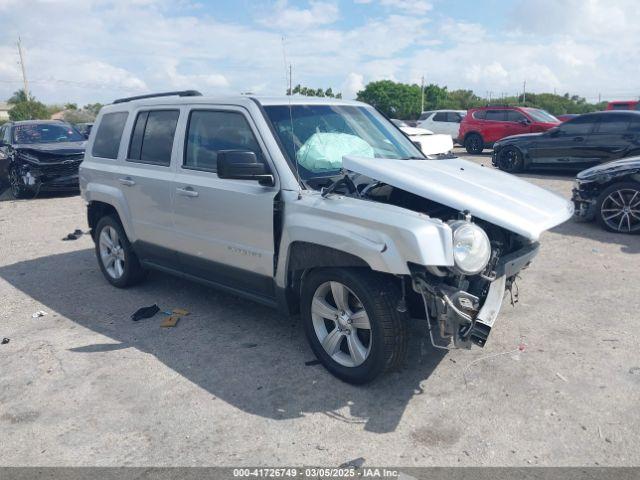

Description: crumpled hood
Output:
[344,155,574,241]
[577,155,640,180]
[15,141,86,156]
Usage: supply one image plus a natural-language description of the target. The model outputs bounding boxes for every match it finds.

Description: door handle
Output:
[176,186,199,197]
[573,136,584,142]
[118,177,136,186]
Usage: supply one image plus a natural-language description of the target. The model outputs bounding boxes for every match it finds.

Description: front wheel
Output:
[301,268,408,384]
[8,167,30,199]
[496,146,524,173]
[595,182,640,234]
[464,133,484,154]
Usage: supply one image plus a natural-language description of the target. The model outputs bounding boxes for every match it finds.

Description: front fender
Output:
[275,190,453,287]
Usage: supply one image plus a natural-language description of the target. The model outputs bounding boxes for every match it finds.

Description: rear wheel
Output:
[595,182,640,234]
[301,268,408,384]
[464,133,484,154]
[94,215,147,287]
[497,146,524,173]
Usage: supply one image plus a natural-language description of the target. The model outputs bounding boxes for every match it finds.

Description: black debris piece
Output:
[1,338,9,345]
[131,304,160,322]
[241,343,258,348]
[340,457,365,469]
[62,229,88,241]
[305,359,321,366]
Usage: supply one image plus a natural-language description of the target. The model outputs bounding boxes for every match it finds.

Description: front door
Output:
[171,106,279,299]
[528,115,597,167]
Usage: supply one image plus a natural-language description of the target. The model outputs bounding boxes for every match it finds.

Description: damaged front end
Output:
[411,237,538,349]
[11,149,84,192]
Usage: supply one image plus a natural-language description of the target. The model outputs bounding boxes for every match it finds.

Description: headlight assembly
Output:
[449,221,491,275]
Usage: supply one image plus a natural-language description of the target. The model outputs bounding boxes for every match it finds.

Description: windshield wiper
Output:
[321,172,360,198]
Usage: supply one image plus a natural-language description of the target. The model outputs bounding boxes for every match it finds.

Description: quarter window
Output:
[184,110,263,173]
[92,112,129,159]
[128,110,180,166]
[473,110,486,120]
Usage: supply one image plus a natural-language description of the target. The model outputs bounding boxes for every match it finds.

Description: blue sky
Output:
[0,0,638,106]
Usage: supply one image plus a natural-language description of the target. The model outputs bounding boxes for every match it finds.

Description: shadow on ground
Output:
[0,248,446,433]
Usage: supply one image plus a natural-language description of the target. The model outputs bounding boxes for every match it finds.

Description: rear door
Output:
[119,108,181,265]
[589,113,633,163]
[171,106,279,299]
[483,109,508,143]
[528,115,597,167]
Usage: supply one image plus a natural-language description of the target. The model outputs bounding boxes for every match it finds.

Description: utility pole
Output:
[522,80,526,104]
[598,92,601,103]
[420,75,425,113]
[17,36,29,100]
[288,64,292,95]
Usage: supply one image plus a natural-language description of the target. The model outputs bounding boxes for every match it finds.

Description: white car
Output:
[392,120,454,156]
[417,110,466,142]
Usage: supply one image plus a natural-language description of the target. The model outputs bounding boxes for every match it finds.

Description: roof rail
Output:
[113,90,203,104]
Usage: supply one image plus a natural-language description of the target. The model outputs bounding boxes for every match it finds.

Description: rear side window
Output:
[627,116,640,132]
[184,110,262,173]
[433,112,448,122]
[128,110,180,166]
[595,114,630,134]
[92,112,128,159]
[485,110,506,121]
[472,110,486,120]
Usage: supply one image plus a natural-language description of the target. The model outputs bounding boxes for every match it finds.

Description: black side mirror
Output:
[519,119,530,126]
[217,150,274,186]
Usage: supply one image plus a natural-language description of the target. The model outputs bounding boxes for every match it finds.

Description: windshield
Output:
[524,108,559,123]
[263,104,425,180]
[13,123,85,144]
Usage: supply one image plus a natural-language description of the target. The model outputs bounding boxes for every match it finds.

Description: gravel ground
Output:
[0,148,638,467]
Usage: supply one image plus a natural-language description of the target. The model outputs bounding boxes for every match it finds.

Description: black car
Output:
[75,122,93,138]
[492,111,640,172]
[572,156,640,233]
[0,120,86,198]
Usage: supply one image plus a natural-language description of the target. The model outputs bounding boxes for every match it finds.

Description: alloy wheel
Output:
[600,188,640,233]
[99,226,126,279]
[310,281,372,368]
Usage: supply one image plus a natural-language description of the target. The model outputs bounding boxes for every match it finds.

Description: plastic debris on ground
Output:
[32,310,47,318]
[62,229,87,241]
[1,338,9,345]
[130,304,160,322]
[160,308,190,328]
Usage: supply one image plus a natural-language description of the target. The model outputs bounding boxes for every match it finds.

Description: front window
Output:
[13,123,85,144]
[523,108,559,123]
[263,104,424,180]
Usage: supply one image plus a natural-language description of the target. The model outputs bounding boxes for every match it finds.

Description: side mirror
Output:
[519,119,530,126]
[217,150,274,186]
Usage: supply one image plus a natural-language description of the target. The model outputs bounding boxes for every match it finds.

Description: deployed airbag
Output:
[296,132,374,171]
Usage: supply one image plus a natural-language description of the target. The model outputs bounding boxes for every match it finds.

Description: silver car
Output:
[80,91,572,384]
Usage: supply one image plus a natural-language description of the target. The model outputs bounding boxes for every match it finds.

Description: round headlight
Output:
[450,221,491,275]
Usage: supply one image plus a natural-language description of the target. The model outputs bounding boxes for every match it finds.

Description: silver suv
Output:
[80,91,572,384]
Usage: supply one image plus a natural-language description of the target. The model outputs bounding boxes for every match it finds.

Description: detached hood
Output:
[15,141,86,156]
[343,155,573,241]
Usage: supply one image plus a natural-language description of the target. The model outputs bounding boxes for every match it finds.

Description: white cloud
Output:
[260,0,339,30]
[356,0,432,14]
[342,72,365,99]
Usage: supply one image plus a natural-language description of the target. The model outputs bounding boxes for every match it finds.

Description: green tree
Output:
[290,84,341,98]
[64,103,78,110]
[83,103,103,116]
[356,80,422,119]
[8,100,49,121]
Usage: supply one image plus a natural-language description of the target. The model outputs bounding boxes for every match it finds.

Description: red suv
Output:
[459,106,560,154]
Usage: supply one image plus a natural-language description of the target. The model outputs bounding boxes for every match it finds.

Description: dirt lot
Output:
[0,149,639,467]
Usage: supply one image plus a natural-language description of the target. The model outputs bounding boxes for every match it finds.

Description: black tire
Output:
[464,133,484,154]
[8,167,30,199]
[496,146,524,173]
[94,215,147,287]
[595,181,640,234]
[301,268,408,384]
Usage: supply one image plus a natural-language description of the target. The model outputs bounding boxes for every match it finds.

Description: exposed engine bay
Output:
[307,172,537,349]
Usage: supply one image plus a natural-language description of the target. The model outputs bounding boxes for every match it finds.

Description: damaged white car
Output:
[391,119,454,156]
[81,92,573,384]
